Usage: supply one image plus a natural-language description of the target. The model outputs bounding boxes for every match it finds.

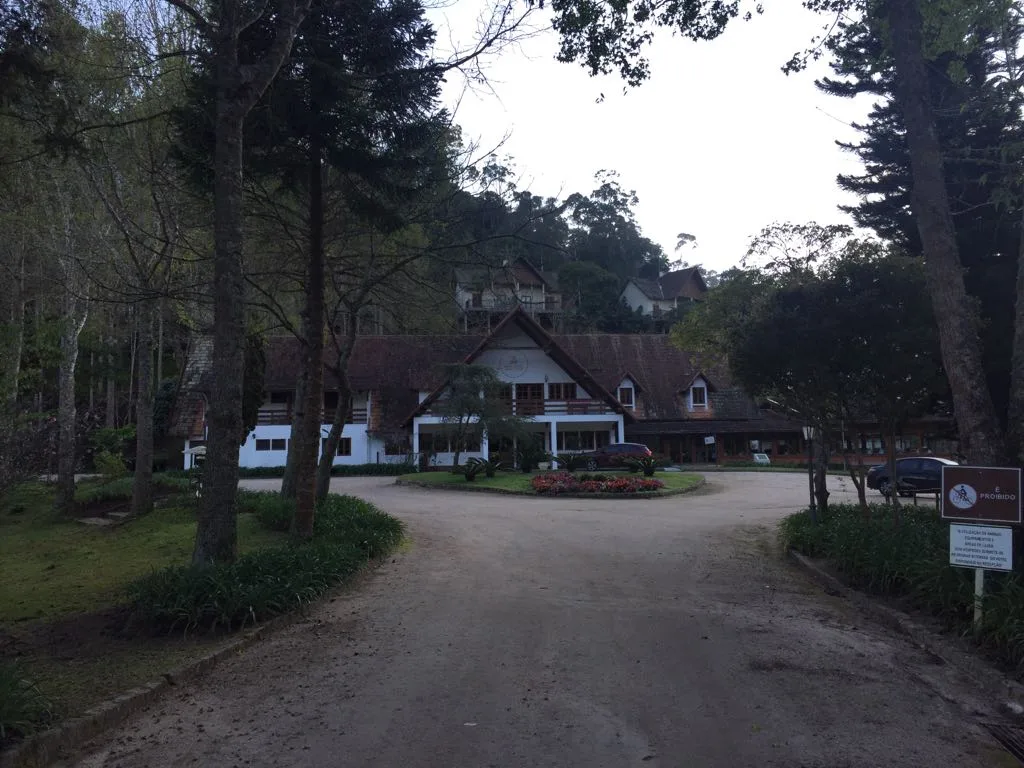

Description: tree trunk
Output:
[293,138,326,539]
[156,298,164,385]
[132,302,154,517]
[192,89,245,566]
[55,295,87,514]
[888,0,1005,465]
[105,365,116,428]
[886,425,901,509]
[2,253,25,413]
[842,448,868,512]
[1008,201,1024,465]
[813,437,830,515]
[315,371,350,503]
[280,348,308,499]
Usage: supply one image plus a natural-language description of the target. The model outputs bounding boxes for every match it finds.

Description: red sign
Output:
[941,466,1022,525]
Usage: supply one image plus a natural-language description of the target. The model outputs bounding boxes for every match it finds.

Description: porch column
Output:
[412,419,420,469]
[550,420,558,468]
[616,417,624,443]
[481,428,490,460]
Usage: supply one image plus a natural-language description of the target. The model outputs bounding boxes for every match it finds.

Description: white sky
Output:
[429,1,875,272]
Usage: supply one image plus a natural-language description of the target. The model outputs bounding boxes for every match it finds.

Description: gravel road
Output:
[70,472,1004,767]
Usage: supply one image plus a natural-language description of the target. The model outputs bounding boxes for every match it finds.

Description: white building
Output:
[620,267,707,318]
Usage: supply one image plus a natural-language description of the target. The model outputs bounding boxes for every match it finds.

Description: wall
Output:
[239,422,373,468]
[475,327,593,393]
[620,281,653,315]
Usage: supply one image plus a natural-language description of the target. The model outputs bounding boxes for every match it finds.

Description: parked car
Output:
[865,456,960,497]
[573,442,652,471]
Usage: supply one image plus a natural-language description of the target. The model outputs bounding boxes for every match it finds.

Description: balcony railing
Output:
[464,297,562,313]
[256,407,368,426]
[430,398,612,417]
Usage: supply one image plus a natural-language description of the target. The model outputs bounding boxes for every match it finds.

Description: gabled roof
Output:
[681,371,716,392]
[454,258,556,291]
[406,306,632,425]
[624,267,707,303]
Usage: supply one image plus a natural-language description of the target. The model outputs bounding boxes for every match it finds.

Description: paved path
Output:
[72,473,1000,767]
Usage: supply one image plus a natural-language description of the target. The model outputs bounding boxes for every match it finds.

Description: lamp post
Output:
[802,425,817,521]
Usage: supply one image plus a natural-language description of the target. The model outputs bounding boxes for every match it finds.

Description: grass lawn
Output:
[0,482,287,624]
[0,480,290,728]
[398,470,703,494]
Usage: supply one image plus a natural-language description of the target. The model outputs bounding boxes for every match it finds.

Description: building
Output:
[454,258,565,331]
[619,267,708,318]
[170,307,956,469]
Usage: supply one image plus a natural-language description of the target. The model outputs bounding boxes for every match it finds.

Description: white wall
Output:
[475,327,593,393]
[239,422,373,468]
[620,281,675,316]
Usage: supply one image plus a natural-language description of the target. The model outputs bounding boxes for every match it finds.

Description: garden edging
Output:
[787,548,1024,719]
[0,554,392,768]
[394,475,705,500]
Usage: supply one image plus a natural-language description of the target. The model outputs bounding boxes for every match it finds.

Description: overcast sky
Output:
[428,2,875,272]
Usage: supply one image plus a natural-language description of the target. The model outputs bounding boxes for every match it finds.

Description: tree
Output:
[546,0,1017,465]
[170,0,312,564]
[432,363,531,469]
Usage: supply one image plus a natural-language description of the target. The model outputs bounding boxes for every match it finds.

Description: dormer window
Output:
[618,387,634,410]
[691,385,707,408]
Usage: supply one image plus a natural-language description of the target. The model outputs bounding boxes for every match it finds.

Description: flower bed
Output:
[531,472,664,495]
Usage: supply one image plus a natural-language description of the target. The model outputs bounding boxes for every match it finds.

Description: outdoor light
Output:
[803,425,817,518]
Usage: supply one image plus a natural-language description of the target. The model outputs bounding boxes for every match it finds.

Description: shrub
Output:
[532,472,663,495]
[93,450,129,479]
[75,473,191,506]
[127,495,403,634]
[781,503,1024,669]
[515,443,552,473]
[625,456,659,477]
[234,463,414,479]
[561,453,589,472]
[237,490,296,532]
[462,458,486,482]
[0,661,53,743]
[481,458,503,478]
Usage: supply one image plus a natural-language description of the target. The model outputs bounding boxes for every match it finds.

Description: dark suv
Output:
[573,442,652,470]
[866,456,959,497]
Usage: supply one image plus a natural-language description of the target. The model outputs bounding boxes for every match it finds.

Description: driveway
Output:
[72,472,998,767]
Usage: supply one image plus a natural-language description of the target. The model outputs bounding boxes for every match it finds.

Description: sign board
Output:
[941,466,1022,524]
[949,524,1013,572]
[752,453,771,466]
[704,436,716,445]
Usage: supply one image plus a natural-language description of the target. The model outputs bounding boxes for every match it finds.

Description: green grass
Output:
[398,470,703,494]
[0,483,287,624]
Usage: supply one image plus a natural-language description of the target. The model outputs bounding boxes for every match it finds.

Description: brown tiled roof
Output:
[657,267,707,300]
[168,336,214,438]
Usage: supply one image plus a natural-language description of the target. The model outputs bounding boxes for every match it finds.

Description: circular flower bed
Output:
[531,472,664,495]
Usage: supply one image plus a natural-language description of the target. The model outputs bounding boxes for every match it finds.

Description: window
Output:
[548,383,578,401]
[271,438,287,451]
[323,391,339,411]
[322,437,352,457]
[691,385,707,408]
[255,439,271,451]
[618,387,634,409]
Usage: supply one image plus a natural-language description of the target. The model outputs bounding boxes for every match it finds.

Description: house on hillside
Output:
[620,267,708,319]
[169,307,958,469]
[454,258,565,331]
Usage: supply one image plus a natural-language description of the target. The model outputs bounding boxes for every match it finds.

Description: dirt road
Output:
[71,473,1002,767]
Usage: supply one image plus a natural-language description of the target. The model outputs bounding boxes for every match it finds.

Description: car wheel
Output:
[586,458,598,471]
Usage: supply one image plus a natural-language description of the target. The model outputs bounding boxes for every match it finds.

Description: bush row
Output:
[781,504,1024,669]
[127,494,403,634]
[75,473,192,506]
[220,463,414,479]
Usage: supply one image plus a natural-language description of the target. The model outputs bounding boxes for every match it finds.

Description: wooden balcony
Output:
[256,407,368,426]
[490,399,614,417]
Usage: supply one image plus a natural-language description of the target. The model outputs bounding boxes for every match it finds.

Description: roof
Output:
[626,268,708,303]
[168,336,214,439]
[453,258,557,292]
[406,307,630,425]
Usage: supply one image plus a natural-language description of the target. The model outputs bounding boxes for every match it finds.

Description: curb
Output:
[0,551,394,768]
[394,475,706,500]
[786,548,1024,714]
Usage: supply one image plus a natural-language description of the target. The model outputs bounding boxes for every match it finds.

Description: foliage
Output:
[93,449,128,479]
[152,380,178,441]
[88,425,135,458]
[625,456,658,477]
[515,441,552,473]
[532,472,663,495]
[237,490,296,532]
[480,458,503,478]
[561,453,590,472]
[462,457,486,481]
[127,495,403,634]
[781,503,1024,668]
[0,660,54,743]
[206,463,415,479]
[74,474,190,506]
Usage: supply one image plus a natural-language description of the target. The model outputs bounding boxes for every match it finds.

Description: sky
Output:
[428,1,876,272]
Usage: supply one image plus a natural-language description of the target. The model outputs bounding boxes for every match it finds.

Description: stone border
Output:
[787,548,1024,717]
[394,474,705,500]
[0,555,391,768]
